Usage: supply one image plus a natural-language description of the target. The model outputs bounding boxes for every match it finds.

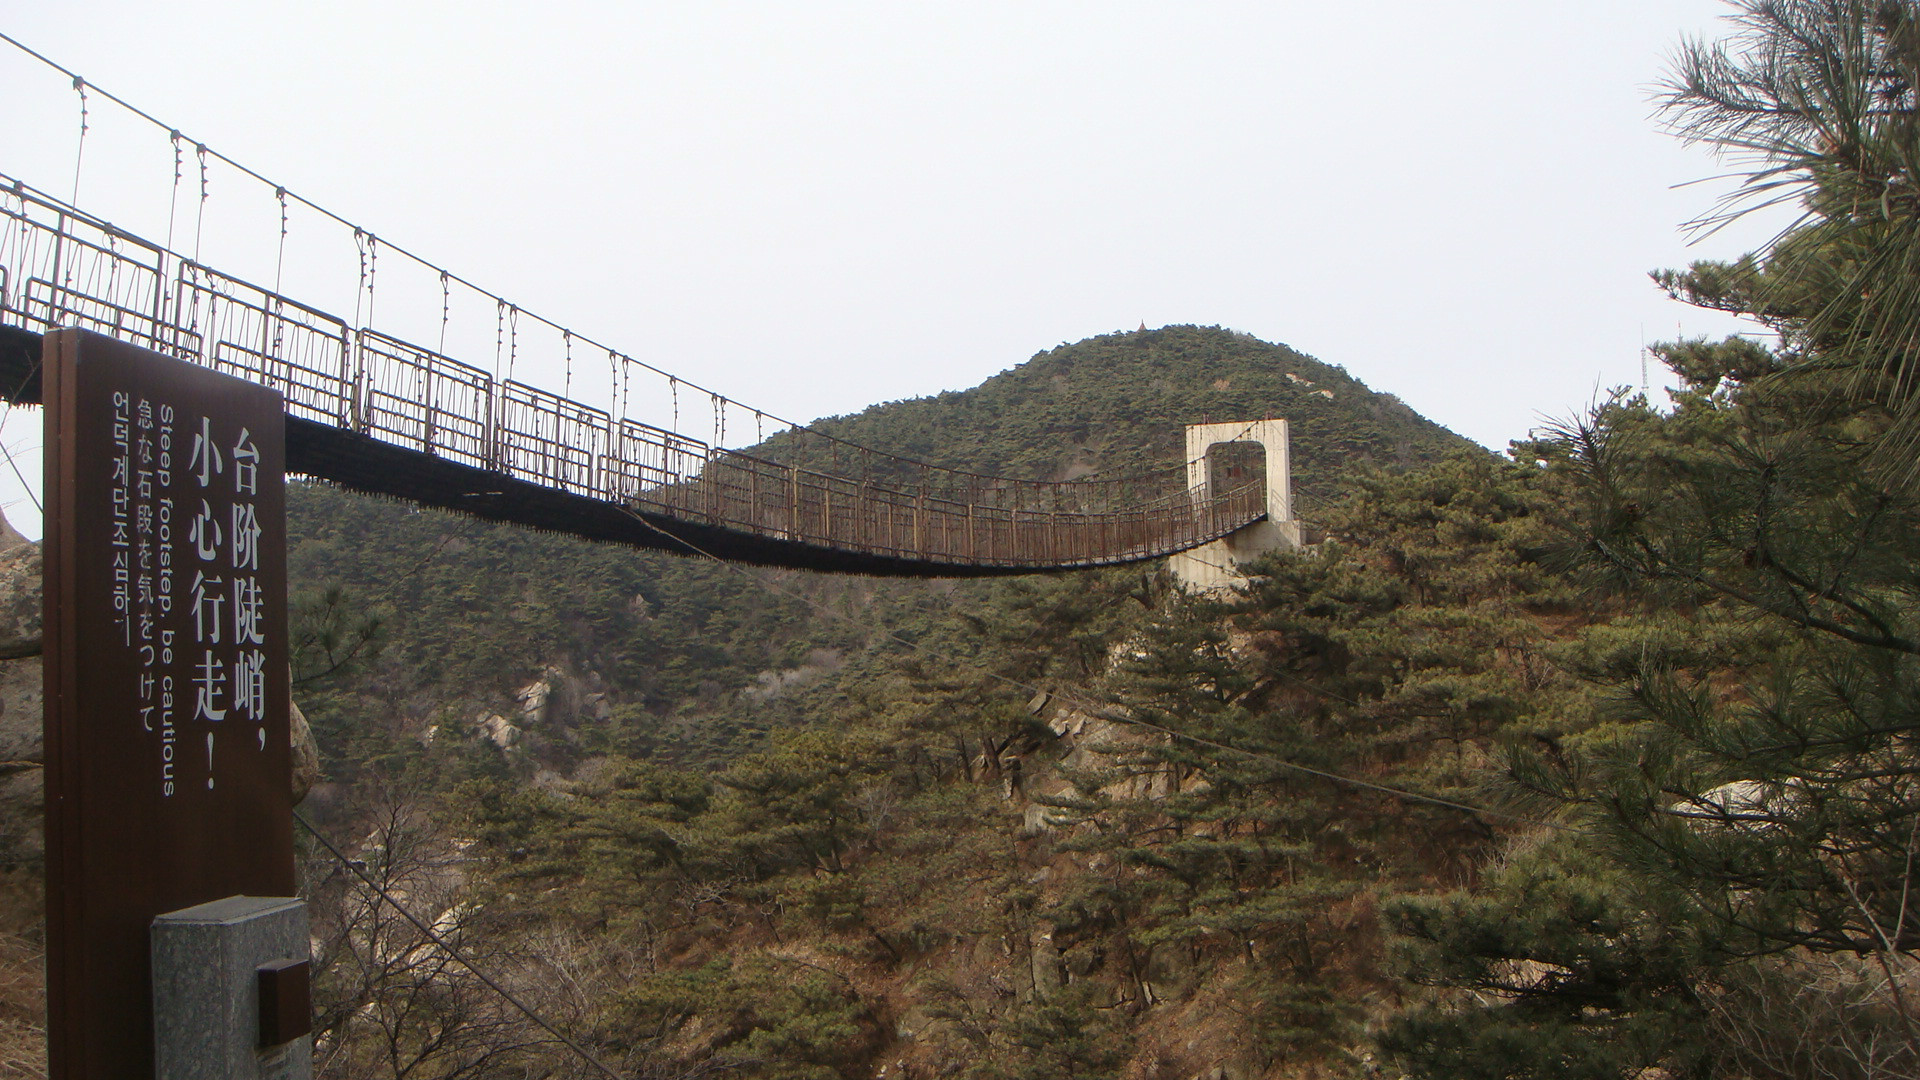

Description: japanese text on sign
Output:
[114,405,272,796]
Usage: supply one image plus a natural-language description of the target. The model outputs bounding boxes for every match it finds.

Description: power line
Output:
[0,439,40,515]
[294,810,629,1080]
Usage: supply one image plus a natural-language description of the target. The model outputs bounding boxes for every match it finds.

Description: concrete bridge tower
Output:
[1169,419,1302,591]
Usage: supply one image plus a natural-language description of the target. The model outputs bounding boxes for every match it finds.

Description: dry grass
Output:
[0,870,43,1079]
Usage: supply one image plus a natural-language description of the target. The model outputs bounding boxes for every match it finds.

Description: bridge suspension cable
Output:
[0,33,1278,574]
[0,29,851,454]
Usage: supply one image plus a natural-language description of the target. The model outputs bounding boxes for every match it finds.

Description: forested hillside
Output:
[277,325,1511,1079]
[287,140,1920,1074]
[285,325,1465,772]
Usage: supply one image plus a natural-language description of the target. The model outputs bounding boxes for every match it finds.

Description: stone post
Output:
[151,895,313,1080]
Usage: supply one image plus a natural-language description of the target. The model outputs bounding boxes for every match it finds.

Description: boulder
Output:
[289,696,319,805]
[516,667,560,726]
[472,712,522,750]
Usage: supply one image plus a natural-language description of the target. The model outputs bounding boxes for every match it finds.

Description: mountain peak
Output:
[804,325,1470,496]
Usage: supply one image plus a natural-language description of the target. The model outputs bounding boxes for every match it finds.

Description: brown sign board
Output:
[42,330,293,1080]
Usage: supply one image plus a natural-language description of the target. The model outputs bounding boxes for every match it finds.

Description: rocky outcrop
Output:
[516,668,560,727]
[471,712,522,750]
[744,648,845,703]
[289,697,319,805]
[0,533,37,660]
[514,664,612,729]
[1009,700,1200,835]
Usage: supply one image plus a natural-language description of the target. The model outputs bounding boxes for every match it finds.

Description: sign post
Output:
[42,329,295,1079]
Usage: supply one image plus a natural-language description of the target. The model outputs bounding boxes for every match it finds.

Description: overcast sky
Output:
[2,1,1785,537]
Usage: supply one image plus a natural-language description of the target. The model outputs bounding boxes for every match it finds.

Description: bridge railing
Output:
[1,176,1266,568]
[181,263,358,426]
[1,186,175,358]
[621,445,1265,566]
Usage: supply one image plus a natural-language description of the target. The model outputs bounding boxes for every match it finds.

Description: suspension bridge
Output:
[0,48,1283,578]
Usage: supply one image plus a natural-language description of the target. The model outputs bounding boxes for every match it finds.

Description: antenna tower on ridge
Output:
[1640,323,1649,392]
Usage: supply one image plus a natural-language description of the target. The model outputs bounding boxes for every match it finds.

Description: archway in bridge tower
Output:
[1205,440,1265,498]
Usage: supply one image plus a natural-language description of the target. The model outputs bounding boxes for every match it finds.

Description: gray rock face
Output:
[0,656,42,765]
[289,697,319,806]
[0,540,40,658]
[0,533,41,868]
[470,712,522,750]
[516,668,560,726]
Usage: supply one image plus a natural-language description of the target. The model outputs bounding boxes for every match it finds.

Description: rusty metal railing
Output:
[0,176,1265,569]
